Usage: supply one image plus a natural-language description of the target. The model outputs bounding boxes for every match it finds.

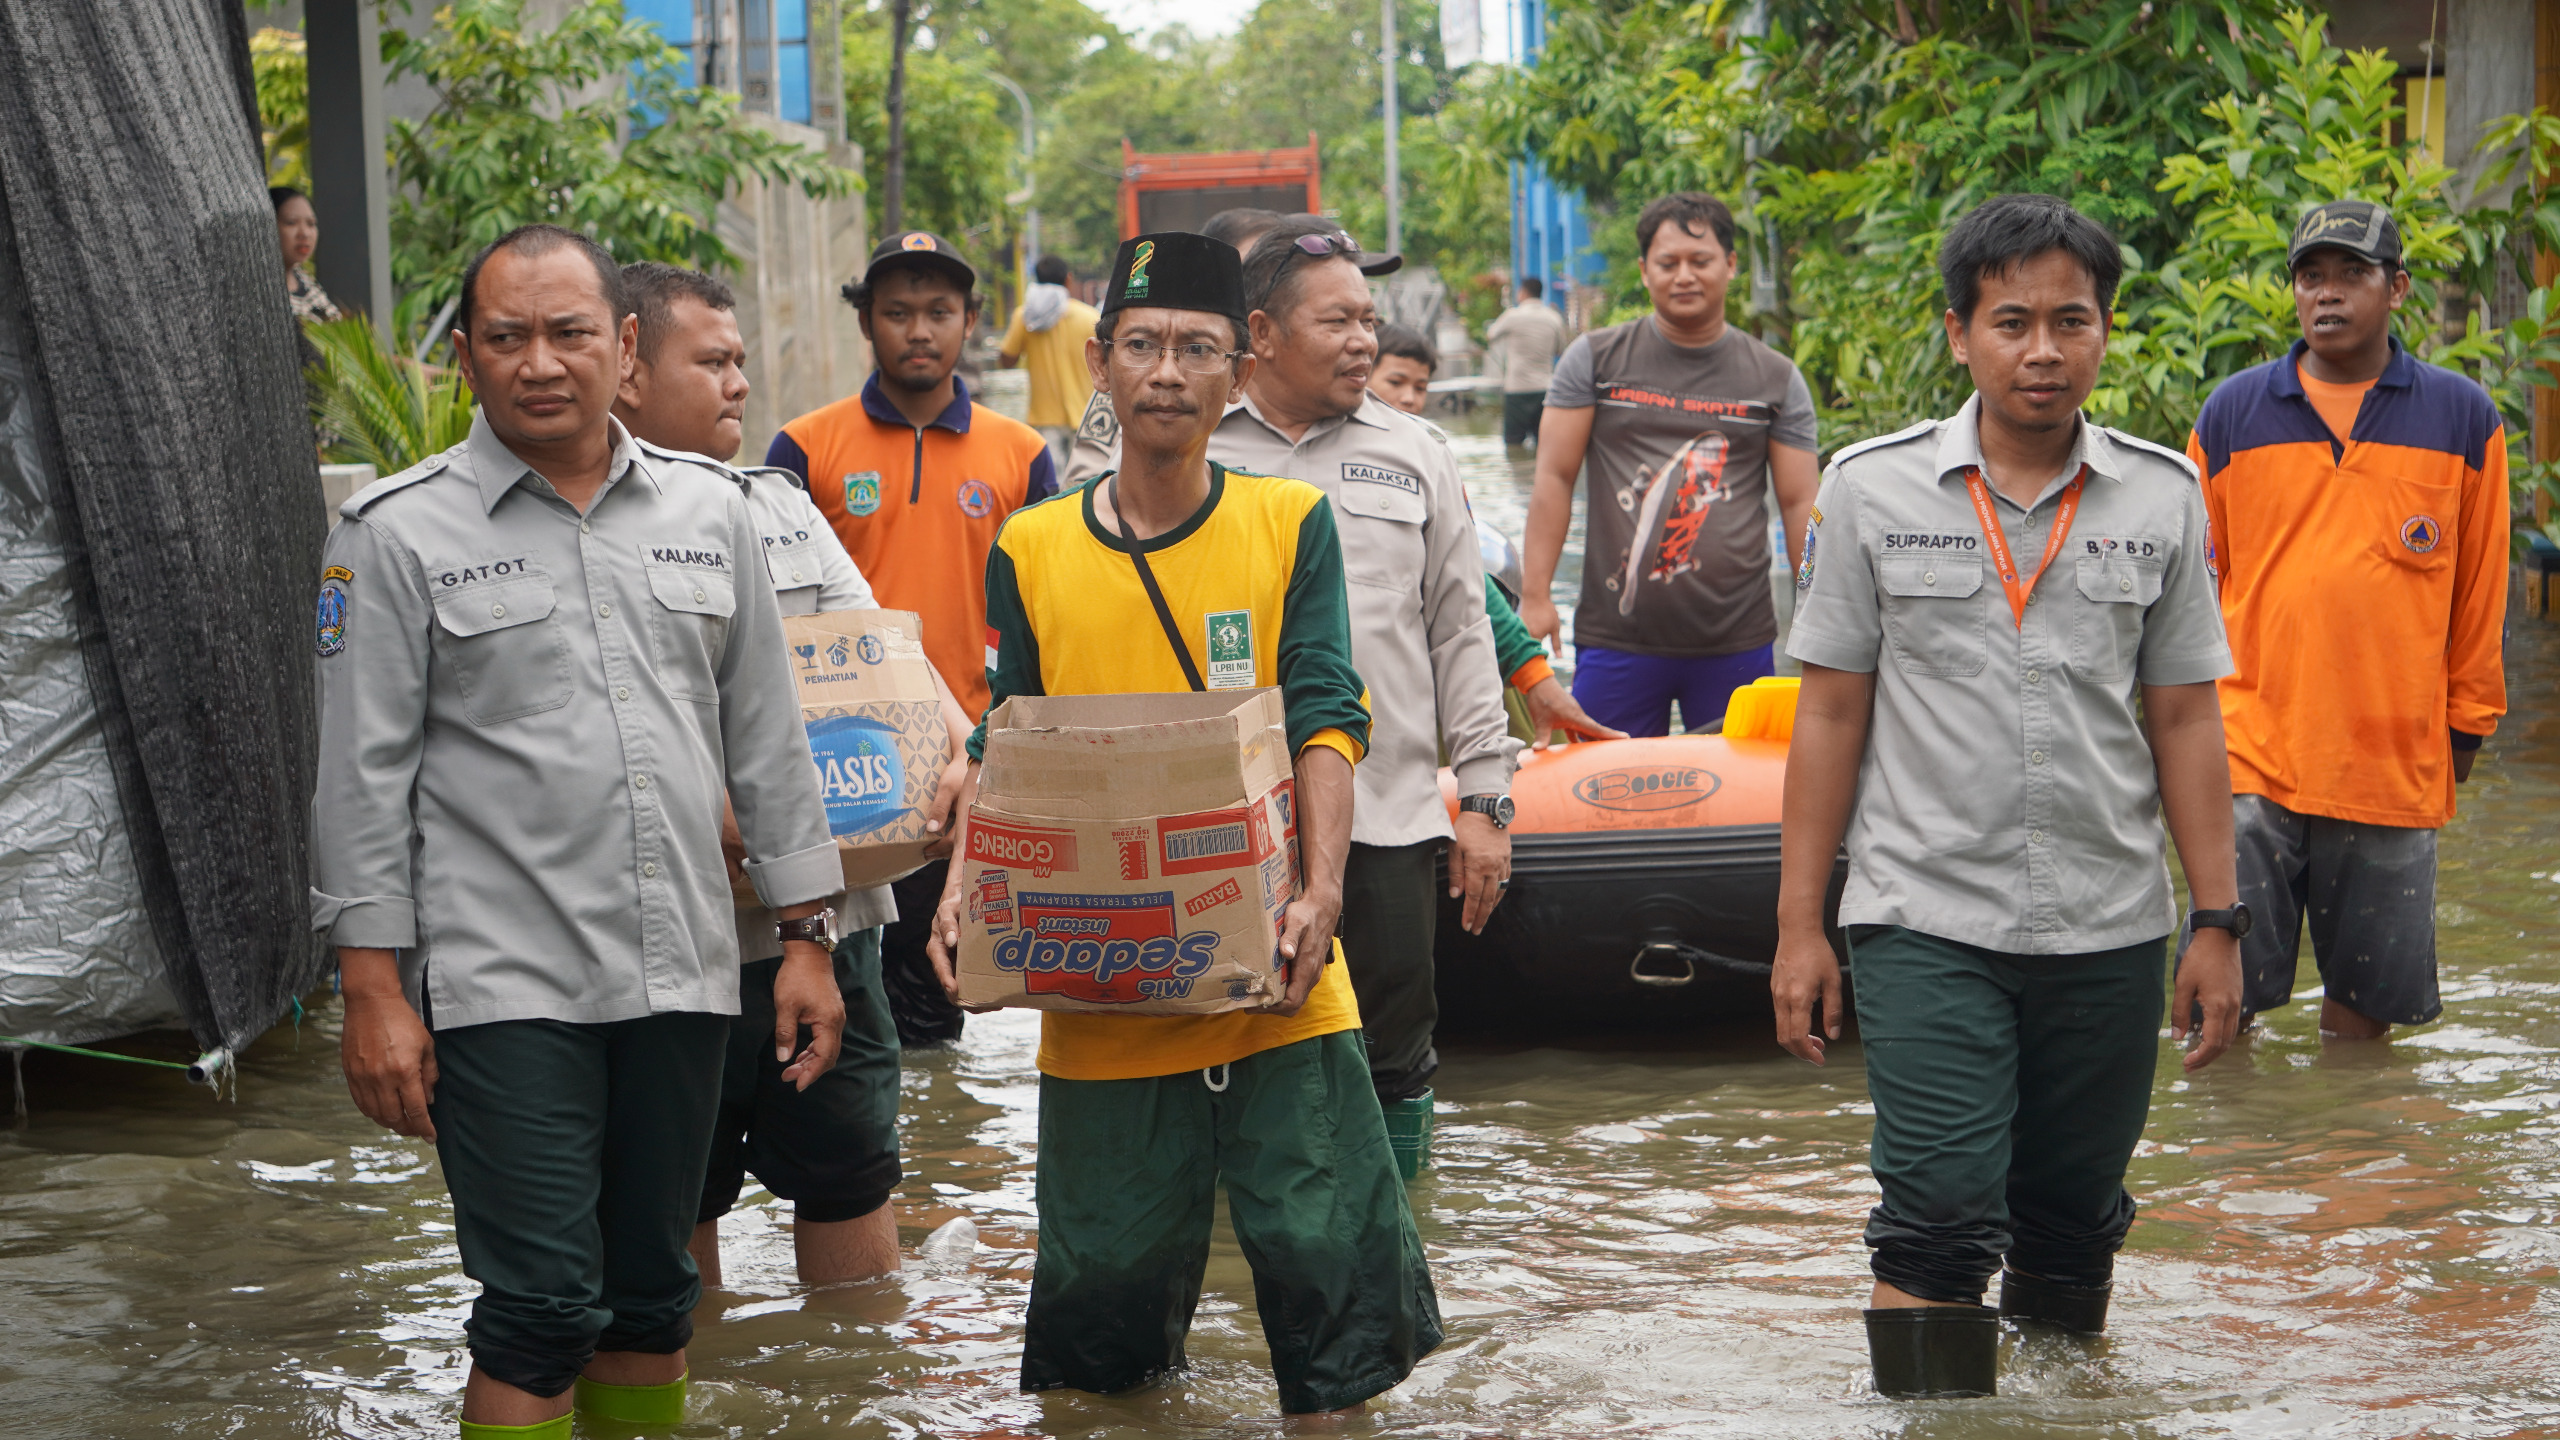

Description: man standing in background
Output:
[613,260,973,1291]
[1215,216,1517,1174]
[1519,193,1821,737]
[1484,276,1566,449]
[2186,200,2507,1043]
[999,253,1099,467]
[766,231,1055,1046]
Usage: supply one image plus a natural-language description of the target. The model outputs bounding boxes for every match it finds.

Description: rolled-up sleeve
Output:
[1782,465,1883,673]
[1419,445,1519,797]
[310,517,430,947]
[714,494,841,909]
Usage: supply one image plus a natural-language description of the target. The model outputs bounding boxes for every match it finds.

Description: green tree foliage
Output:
[1492,1,2559,546]
[384,0,850,320]
[839,1,1017,257]
[250,27,310,188]
[304,315,477,473]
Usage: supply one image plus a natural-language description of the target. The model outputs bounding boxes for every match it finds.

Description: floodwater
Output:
[9,401,2560,1437]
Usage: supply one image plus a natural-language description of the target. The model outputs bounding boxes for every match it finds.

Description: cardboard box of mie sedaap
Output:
[773,610,950,895]
[955,689,1302,1015]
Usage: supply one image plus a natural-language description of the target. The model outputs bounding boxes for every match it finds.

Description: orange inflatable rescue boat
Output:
[1433,678,1846,1021]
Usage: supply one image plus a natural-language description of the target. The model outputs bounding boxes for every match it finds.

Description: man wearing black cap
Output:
[925,231,1441,1417]
[2184,200,2507,1042]
[766,231,1057,1045]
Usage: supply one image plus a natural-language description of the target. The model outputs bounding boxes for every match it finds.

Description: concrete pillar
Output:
[2447,0,2535,209]
[303,0,393,327]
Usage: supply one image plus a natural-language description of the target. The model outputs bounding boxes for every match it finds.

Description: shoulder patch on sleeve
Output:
[1825,417,1938,471]
[342,450,456,518]
[2100,426,2201,482]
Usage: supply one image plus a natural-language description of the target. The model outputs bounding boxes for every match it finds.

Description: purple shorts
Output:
[1568,642,1774,737]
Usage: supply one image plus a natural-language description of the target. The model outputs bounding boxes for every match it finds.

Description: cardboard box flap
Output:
[782,610,936,706]
[977,689,1291,821]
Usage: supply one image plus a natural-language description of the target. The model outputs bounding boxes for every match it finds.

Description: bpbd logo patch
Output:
[991,890,1218,1004]
[2401,515,2442,553]
[957,477,995,518]
[805,714,906,835]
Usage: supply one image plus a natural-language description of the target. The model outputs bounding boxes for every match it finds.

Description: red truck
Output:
[1118,135,1321,238]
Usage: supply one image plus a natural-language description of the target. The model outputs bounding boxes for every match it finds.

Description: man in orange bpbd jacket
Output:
[766,232,1057,1043]
[2185,200,2509,1042]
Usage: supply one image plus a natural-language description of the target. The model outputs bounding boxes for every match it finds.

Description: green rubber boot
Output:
[458,1416,572,1439]
[1382,1090,1434,1180]
[573,1370,688,1426]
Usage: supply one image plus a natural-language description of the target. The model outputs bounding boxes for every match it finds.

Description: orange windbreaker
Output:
[766,374,1057,719]
[2188,340,2507,829]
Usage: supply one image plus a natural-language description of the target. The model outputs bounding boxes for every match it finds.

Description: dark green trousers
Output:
[699,930,903,1224]
[429,1009,727,1397]
[1021,1031,1443,1414]
[1338,840,1440,1104]
[1849,924,2166,1304]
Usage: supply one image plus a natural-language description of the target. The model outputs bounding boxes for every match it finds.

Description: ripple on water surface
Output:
[7,412,2560,1436]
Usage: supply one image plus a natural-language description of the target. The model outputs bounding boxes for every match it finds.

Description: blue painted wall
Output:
[1507,0,1603,301]
[626,0,812,128]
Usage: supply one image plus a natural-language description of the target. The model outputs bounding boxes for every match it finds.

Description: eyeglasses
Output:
[1105,336,1244,374]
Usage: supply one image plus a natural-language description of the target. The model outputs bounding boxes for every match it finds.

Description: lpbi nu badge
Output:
[804,715,906,835]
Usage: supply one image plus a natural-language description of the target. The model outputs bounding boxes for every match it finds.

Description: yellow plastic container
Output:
[1721,675,1802,742]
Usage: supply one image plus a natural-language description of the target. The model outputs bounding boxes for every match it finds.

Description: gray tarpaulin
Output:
[0,1,326,1051]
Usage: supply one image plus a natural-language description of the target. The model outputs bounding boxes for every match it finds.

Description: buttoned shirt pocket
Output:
[646,561,737,702]
[430,575,572,724]
[1332,478,1428,591]
[1877,553,1987,678]
[2070,551,2165,681]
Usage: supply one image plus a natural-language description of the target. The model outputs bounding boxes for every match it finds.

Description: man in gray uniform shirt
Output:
[314,227,843,1438]
[1771,195,2245,1398]
[1213,215,1519,1174]
[613,261,972,1293]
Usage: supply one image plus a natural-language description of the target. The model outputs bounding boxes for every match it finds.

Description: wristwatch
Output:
[1459,794,1515,829]
[2188,903,2252,939]
[775,906,838,950]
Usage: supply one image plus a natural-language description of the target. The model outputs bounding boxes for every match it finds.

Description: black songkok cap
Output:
[1100,231,1247,326]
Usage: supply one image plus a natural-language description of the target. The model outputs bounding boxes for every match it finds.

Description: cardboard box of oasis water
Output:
[955,688,1301,1015]
[777,609,951,895]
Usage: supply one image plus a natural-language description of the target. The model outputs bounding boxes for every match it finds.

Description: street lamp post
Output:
[989,71,1039,287]
[1381,0,1401,255]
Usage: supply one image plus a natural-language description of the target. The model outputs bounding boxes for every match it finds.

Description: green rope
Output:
[0,1037,191,1071]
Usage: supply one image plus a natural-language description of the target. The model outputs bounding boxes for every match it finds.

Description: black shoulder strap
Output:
[1108,478,1206,693]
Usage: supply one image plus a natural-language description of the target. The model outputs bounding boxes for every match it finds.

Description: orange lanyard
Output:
[1962,466,2084,629]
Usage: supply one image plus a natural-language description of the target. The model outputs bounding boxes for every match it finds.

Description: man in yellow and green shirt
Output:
[927,231,1439,1416]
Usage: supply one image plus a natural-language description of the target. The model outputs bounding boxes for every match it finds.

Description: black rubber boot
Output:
[1864,1306,1999,1398]
[1998,1268,2111,1334]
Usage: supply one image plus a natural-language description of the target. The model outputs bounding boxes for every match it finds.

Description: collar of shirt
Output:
[1226,387,1394,446]
[2269,335,2417,402]
[461,408,652,514]
[860,370,975,433]
[1930,393,2126,510]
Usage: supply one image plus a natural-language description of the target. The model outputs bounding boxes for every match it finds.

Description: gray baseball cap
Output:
[2288,200,2403,270]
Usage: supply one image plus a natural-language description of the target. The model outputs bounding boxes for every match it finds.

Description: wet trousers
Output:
[430,1010,726,1397]
[1849,924,2165,1305]
[1020,1031,1443,1413]
[1338,840,1440,1104]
